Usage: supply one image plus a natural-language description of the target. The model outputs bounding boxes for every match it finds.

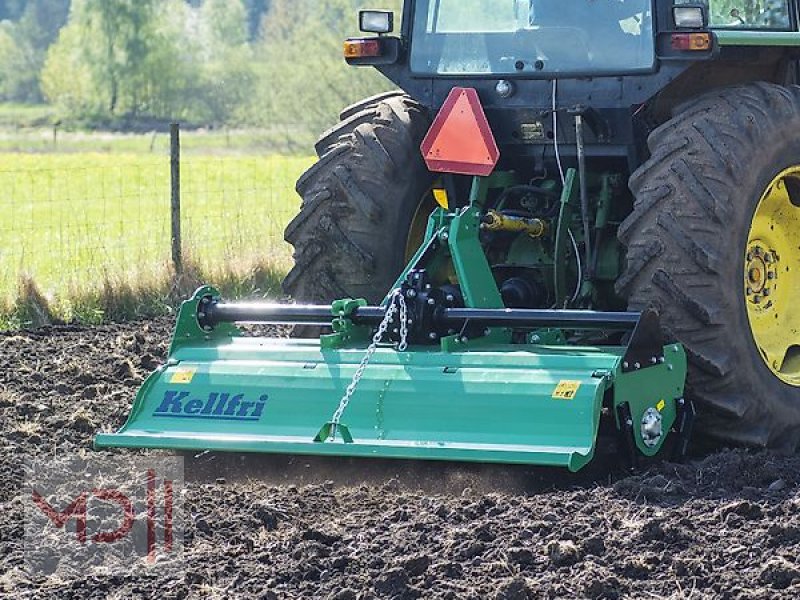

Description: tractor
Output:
[97,1,800,470]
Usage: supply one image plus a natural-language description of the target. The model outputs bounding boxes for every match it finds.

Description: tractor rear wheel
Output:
[283,94,434,305]
[619,82,800,451]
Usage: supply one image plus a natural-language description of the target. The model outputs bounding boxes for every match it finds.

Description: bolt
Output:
[678,398,685,406]
[201,297,211,304]
[746,287,753,295]
[429,332,439,340]
[763,289,771,297]
[198,312,206,319]
[461,336,469,343]
[406,289,417,299]
[668,365,674,371]
[747,252,754,261]
[392,328,399,334]
[659,357,666,364]
[484,328,492,337]
[427,298,436,305]
[754,247,762,257]
[623,361,629,369]
[754,295,761,304]
[531,335,541,343]
[425,284,433,291]
[650,357,658,365]
[768,272,776,280]
[634,362,641,370]
[672,345,680,353]
[446,294,455,303]
[440,232,449,241]
[765,254,774,264]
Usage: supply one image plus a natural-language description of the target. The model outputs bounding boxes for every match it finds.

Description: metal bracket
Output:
[621,309,665,373]
[321,298,371,349]
[615,402,639,471]
[671,397,696,461]
[314,422,354,444]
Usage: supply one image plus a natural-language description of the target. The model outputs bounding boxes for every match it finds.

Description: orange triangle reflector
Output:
[421,87,500,177]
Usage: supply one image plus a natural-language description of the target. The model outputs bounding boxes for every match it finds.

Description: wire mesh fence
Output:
[0,131,313,313]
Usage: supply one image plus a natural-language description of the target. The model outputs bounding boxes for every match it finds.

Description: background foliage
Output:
[0,0,401,133]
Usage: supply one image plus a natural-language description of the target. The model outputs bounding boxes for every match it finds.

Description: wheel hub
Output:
[745,167,800,386]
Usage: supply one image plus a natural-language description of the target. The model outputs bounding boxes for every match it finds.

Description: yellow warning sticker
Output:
[170,369,196,384]
[656,399,666,412]
[552,381,581,400]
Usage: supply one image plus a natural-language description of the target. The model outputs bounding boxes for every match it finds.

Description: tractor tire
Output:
[283,94,434,306]
[618,82,800,451]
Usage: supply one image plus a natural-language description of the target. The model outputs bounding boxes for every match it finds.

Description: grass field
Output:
[0,152,314,327]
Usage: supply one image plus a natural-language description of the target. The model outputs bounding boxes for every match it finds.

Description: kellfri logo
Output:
[153,390,268,421]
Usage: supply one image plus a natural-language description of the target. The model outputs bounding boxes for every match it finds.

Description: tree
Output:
[0,0,70,102]
[251,0,401,134]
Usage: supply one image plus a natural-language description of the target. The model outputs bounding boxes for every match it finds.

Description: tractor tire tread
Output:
[284,94,433,305]
[619,82,800,450]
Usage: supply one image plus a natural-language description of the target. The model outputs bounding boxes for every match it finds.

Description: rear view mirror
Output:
[359,10,394,34]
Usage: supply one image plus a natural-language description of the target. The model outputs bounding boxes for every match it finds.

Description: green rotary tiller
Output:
[96,169,692,472]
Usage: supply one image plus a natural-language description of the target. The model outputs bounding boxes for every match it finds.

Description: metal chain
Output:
[329,291,408,429]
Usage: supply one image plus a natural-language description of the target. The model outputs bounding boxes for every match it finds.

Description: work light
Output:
[673,6,706,28]
[359,10,394,34]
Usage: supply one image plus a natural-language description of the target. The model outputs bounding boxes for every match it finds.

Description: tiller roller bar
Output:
[202,300,642,331]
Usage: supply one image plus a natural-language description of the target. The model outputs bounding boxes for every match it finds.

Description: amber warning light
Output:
[671,32,711,51]
[421,87,500,177]
[344,38,382,59]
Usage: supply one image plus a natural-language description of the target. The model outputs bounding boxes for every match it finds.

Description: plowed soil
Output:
[2,320,800,599]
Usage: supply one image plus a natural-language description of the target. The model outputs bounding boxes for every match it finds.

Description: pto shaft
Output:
[201,300,640,331]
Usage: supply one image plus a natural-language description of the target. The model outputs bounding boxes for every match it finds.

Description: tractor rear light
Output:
[671,32,711,51]
[344,38,382,59]
[673,6,706,28]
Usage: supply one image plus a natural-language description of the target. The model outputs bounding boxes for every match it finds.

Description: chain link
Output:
[329,291,408,430]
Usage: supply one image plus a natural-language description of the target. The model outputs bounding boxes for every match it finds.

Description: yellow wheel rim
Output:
[746,166,800,386]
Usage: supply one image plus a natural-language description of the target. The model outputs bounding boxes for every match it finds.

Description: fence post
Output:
[170,123,182,275]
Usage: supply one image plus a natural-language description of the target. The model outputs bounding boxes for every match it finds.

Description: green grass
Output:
[0,152,314,328]
[0,126,317,155]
